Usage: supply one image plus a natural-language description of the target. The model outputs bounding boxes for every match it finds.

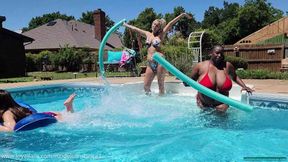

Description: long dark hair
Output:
[0,89,32,122]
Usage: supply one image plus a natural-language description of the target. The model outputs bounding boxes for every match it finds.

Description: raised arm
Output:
[163,13,192,34]
[123,22,150,38]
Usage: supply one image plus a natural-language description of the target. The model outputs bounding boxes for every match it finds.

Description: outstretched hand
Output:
[241,86,254,95]
[183,13,192,19]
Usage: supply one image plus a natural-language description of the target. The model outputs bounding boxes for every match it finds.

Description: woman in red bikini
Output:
[190,45,254,112]
[0,89,76,132]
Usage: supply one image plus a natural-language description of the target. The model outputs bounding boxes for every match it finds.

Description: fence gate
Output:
[188,31,205,63]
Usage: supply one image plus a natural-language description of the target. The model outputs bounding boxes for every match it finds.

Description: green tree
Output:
[53,45,83,71]
[202,1,240,39]
[23,12,75,32]
[162,35,192,74]
[202,1,240,29]
[123,19,137,49]
[78,11,115,31]
[202,0,284,44]
[135,8,160,31]
[202,6,222,29]
[218,19,240,44]
[165,6,199,37]
[222,1,240,21]
[237,0,283,39]
[201,29,222,59]
[123,7,198,48]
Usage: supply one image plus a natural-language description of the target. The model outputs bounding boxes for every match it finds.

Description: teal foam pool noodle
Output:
[98,19,126,82]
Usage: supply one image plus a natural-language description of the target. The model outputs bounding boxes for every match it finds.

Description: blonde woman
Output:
[124,13,192,95]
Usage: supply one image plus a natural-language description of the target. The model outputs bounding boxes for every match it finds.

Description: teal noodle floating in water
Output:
[152,53,253,112]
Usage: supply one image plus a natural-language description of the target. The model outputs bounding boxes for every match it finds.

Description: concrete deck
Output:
[0,77,287,94]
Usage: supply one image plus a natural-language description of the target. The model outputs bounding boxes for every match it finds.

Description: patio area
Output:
[1,76,288,94]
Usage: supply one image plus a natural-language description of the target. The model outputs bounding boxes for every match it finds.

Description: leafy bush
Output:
[25,53,37,72]
[225,55,248,69]
[25,51,55,72]
[37,50,54,64]
[139,48,147,61]
[236,69,288,79]
[162,45,192,75]
[26,46,98,72]
[201,29,222,60]
[162,35,193,75]
[53,45,83,71]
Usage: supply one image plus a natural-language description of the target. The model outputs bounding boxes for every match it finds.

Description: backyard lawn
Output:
[0,71,132,83]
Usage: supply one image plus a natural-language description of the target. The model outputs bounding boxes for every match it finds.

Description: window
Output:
[47,21,57,26]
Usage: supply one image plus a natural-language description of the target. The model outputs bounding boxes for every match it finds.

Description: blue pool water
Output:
[1,83,288,161]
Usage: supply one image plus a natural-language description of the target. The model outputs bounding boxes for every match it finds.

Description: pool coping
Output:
[1,77,288,94]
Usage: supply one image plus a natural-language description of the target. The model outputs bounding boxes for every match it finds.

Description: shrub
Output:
[54,45,83,71]
[236,69,288,79]
[25,53,37,72]
[139,48,147,61]
[225,55,248,69]
[25,51,56,71]
[201,29,222,60]
[162,45,193,75]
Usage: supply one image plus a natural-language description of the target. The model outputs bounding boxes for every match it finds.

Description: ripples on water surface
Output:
[1,85,287,161]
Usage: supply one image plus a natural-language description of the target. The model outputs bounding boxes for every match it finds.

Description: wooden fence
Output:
[224,44,287,71]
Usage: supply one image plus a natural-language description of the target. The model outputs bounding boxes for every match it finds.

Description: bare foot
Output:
[64,93,76,113]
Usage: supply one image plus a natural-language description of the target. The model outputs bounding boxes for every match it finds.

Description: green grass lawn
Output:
[0,71,132,83]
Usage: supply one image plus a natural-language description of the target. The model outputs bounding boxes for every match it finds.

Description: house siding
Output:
[0,31,26,78]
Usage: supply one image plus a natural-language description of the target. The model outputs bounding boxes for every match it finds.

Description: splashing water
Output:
[2,84,288,161]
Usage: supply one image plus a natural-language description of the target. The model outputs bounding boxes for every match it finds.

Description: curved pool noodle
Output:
[152,53,253,112]
[98,19,126,83]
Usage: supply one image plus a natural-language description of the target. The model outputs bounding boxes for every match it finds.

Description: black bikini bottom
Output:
[147,60,158,73]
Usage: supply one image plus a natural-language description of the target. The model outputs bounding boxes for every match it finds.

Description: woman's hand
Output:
[241,86,254,95]
[123,22,128,27]
[182,13,192,19]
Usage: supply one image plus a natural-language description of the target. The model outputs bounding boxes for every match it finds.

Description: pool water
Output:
[1,83,288,161]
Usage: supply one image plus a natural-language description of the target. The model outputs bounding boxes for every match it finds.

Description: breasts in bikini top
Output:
[219,75,232,92]
[199,73,215,90]
[146,38,161,48]
[198,62,232,92]
[199,72,232,92]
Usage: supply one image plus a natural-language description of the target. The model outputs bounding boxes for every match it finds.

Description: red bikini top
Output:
[198,62,232,92]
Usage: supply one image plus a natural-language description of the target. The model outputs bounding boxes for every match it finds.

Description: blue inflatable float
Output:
[1,101,57,132]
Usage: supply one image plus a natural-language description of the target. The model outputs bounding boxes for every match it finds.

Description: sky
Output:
[1,0,287,32]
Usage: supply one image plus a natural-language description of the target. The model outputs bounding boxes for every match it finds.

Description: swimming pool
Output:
[1,82,288,161]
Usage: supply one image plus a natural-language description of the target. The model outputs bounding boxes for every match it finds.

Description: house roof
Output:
[235,16,288,45]
[22,19,123,50]
[0,28,34,43]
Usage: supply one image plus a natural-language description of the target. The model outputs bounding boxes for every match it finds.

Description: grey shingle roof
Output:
[0,28,34,42]
[22,19,123,50]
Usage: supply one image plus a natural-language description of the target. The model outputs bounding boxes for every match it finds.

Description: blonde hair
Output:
[152,18,166,30]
